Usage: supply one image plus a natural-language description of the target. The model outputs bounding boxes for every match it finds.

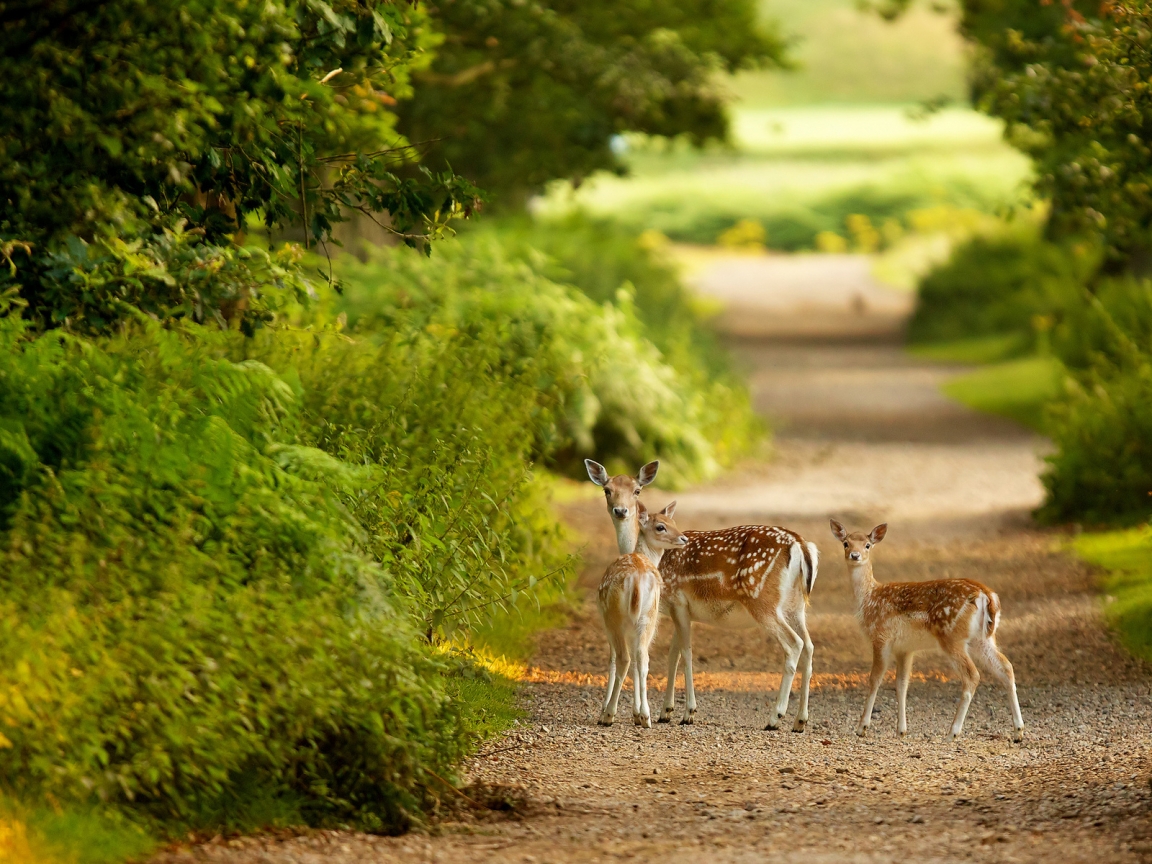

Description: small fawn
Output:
[830,520,1024,742]
[587,459,818,731]
[598,502,687,727]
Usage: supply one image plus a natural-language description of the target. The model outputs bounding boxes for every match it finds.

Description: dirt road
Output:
[159,255,1152,863]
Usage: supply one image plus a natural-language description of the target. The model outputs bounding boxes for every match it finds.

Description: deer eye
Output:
[634,488,642,495]
[865,544,871,549]
[843,542,848,548]
[656,524,666,532]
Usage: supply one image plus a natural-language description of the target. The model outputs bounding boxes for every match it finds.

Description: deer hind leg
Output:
[659,627,682,723]
[895,652,913,737]
[945,644,980,742]
[787,605,814,733]
[858,646,888,737]
[631,624,653,728]
[669,606,697,725]
[600,634,630,726]
[762,610,804,731]
[975,638,1024,742]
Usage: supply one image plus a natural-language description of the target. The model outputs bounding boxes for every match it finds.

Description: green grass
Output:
[909,333,1030,365]
[1072,528,1152,663]
[941,355,1063,431]
[0,799,158,864]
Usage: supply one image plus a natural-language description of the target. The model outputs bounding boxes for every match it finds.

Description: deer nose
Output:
[849,551,861,561]
[677,536,687,545]
[612,507,628,519]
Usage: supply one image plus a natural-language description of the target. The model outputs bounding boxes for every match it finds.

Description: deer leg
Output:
[787,606,814,733]
[632,633,652,728]
[598,645,617,725]
[764,613,804,731]
[858,647,887,737]
[895,652,913,737]
[605,641,631,725]
[946,646,980,742]
[672,608,697,725]
[976,639,1024,742]
[659,627,681,723]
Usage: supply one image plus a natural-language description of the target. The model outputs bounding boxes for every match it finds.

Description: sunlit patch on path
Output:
[518,666,951,691]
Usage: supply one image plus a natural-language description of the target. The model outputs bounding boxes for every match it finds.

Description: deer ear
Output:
[585,459,609,487]
[638,461,659,487]
[661,500,677,518]
[870,523,888,544]
[830,519,848,541]
[638,507,650,526]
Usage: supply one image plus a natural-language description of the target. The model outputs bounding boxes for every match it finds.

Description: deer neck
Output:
[848,560,877,605]
[614,512,640,555]
[635,534,664,567]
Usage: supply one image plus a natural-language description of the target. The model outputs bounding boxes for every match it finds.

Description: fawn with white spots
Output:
[830,520,1024,742]
[597,502,687,727]
[586,460,819,731]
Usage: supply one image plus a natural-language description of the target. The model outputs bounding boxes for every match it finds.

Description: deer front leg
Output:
[895,652,913,737]
[659,628,681,723]
[857,648,887,737]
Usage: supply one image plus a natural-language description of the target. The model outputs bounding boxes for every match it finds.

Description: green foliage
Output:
[908,229,1098,345]
[0,296,581,833]
[333,225,758,486]
[398,0,786,202]
[941,356,1062,433]
[1038,278,1152,526]
[0,0,480,332]
[1072,527,1152,663]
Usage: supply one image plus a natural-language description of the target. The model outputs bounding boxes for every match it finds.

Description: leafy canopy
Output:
[397,0,786,202]
[0,0,480,331]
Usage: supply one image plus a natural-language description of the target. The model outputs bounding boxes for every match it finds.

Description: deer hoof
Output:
[898,729,907,738]
[657,711,673,724]
[679,713,695,726]
[856,727,868,738]
[633,714,651,728]
[791,718,807,733]
[597,718,613,726]
[1012,728,1024,743]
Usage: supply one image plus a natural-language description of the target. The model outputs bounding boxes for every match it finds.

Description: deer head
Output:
[585,459,659,524]
[830,519,887,564]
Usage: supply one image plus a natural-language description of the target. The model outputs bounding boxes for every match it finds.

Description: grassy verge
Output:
[0,802,157,864]
[1071,528,1152,663]
[912,336,1063,432]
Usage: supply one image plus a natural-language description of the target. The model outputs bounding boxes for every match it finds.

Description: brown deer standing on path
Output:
[597,502,687,727]
[586,460,819,731]
[829,520,1024,742]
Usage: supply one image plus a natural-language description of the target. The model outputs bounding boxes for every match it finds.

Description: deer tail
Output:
[791,540,818,602]
[984,590,1001,639]
[631,581,641,617]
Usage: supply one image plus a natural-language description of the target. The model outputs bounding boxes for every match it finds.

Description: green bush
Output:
[0,296,575,833]
[1039,279,1152,526]
[908,229,1095,345]
[333,229,759,486]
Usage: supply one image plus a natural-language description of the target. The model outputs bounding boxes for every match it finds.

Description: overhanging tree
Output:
[0,0,480,332]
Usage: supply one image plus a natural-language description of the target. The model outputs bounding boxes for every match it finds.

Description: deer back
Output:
[659,525,811,613]
[865,578,998,642]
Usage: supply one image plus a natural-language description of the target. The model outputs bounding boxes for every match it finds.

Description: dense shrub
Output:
[1039,278,1152,525]
[908,230,1095,345]
[0,297,573,831]
[333,229,758,486]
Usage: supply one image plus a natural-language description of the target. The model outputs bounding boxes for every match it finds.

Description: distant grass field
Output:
[733,0,968,107]
[1072,528,1152,663]
[536,105,1032,249]
[535,1,1030,252]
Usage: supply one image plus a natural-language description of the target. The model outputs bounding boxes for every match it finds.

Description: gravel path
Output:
[153,254,1152,864]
